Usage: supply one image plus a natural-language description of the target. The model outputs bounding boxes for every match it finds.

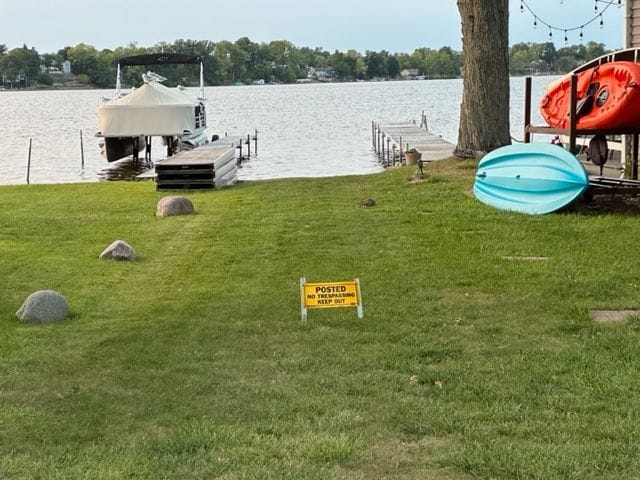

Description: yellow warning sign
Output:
[303,281,359,308]
[299,278,363,322]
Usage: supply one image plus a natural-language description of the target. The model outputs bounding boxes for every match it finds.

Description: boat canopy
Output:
[97,81,199,137]
[118,53,202,66]
[114,53,205,99]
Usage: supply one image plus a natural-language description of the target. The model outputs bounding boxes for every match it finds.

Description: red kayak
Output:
[540,61,640,130]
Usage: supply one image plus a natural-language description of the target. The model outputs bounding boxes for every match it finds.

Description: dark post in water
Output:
[254,129,258,156]
[26,138,32,184]
[80,130,85,167]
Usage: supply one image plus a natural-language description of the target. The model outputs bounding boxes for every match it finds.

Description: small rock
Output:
[359,198,376,208]
[16,290,68,323]
[100,240,136,261]
[156,196,194,217]
[409,170,425,182]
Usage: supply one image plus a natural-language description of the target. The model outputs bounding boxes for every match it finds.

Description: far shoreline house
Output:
[40,60,72,76]
[400,68,419,79]
[307,66,336,82]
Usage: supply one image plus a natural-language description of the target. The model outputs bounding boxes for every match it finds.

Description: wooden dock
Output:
[373,116,454,166]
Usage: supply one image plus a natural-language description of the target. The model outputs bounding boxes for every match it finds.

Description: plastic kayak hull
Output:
[540,61,640,130]
[473,144,589,214]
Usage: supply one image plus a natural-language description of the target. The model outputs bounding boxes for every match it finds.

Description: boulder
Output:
[16,290,69,323]
[156,196,194,217]
[99,240,136,261]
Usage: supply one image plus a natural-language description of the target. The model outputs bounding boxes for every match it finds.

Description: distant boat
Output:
[473,144,589,214]
[539,61,640,130]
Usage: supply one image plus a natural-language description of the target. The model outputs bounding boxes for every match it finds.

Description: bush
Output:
[36,72,53,86]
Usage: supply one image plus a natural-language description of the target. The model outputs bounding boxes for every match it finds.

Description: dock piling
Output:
[26,138,32,184]
[386,136,391,165]
[420,111,428,131]
[372,121,376,151]
[80,130,85,167]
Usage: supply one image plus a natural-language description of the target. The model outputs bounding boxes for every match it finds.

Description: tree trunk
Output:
[455,0,511,158]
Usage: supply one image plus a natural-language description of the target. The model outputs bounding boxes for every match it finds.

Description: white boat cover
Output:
[97,81,198,137]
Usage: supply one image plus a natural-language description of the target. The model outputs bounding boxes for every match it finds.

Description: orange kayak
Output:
[539,61,640,130]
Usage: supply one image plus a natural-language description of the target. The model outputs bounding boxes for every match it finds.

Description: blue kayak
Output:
[473,144,589,214]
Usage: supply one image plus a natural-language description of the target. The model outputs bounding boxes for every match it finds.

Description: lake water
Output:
[0,77,556,185]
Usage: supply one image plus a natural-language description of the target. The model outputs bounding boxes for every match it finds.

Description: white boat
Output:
[96,53,209,163]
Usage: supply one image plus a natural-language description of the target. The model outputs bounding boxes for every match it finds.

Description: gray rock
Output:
[156,196,195,217]
[99,240,136,261]
[16,290,69,323]
[409,170,425,182]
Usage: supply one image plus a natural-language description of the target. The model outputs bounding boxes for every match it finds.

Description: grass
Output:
[1,160,640,479]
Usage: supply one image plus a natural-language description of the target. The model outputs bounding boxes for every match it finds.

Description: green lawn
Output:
[1,160,640,479]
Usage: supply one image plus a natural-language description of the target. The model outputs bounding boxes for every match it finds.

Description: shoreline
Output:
[2,75,465,93]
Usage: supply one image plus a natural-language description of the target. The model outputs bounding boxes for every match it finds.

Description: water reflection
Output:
[97,158,153,181]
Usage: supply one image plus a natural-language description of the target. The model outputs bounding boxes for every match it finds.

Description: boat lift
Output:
[100,53,207,163]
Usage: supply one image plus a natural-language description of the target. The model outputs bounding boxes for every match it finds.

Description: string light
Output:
[520,0,621,44]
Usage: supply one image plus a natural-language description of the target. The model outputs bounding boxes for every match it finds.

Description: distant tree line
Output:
[509,40,609,75]
[0,38,610,89]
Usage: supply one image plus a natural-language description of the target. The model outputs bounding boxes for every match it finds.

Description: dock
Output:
[135,133,256,189]
[372,114,454,166]
[154,143,238,190]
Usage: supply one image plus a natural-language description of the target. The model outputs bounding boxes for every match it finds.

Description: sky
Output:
[2,0,626,54]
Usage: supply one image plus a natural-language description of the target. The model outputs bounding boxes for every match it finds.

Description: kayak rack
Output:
[588,176,640,194]
[523,75,640,180]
